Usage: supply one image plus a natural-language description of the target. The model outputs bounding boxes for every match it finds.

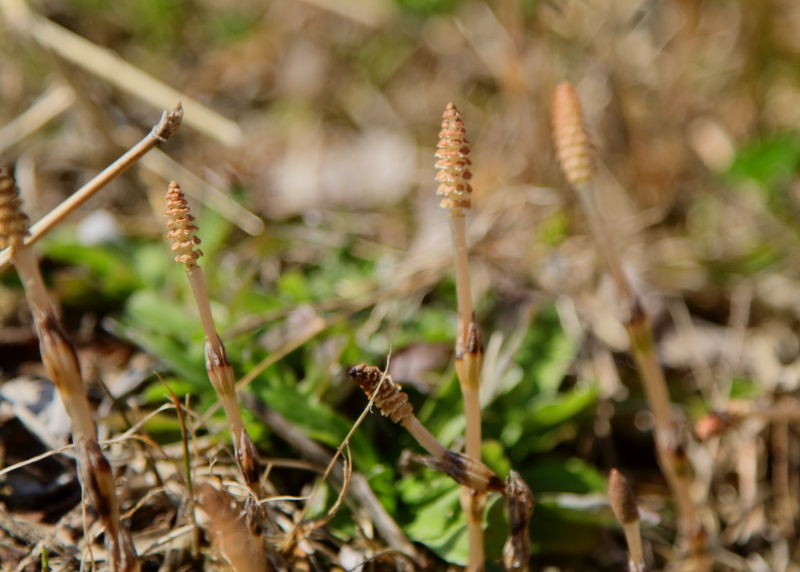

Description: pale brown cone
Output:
[609,468,640,525]
[348,364,414,424]
[164,181,203,266]
[552,82,595,186]
[435,103,473,210]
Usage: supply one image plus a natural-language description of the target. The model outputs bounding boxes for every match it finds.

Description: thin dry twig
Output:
[0,104,183,274]
[280,355,404,555]
[243,393,421,563]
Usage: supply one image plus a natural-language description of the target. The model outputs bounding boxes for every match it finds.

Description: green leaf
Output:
[124,289,200,339]
[527,387,598,428]
[727,133,800,188]
[517,304,576,395]
[403,477,506,565]
[523,458,607,494]
[252,381,377,468]
[42,240,142,300]
[529,502,605,555]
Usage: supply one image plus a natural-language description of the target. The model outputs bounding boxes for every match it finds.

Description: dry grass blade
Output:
[0,83,74,153]
[139,148,265,236]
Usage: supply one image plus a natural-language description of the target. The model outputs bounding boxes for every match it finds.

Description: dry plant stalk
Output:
[503,471,534,572]
[348,365,504,494]
[195,481,269,572]
[0,104,183,274]
[551,82,704,558]
[0,167,138,571]
[436,102,487,570]
[608,469,646,572]
[164,182,262,500]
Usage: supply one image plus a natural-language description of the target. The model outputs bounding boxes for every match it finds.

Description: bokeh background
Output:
[2,0,800,570]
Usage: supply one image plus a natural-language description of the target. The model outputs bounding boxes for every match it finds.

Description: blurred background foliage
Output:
[3,0,800,569]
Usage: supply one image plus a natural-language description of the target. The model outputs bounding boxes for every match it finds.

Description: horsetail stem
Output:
[165,181,261,496]
[435,102,486,570]
[552,83,704,558]
[609,469,646,572]
[0,166,138,571]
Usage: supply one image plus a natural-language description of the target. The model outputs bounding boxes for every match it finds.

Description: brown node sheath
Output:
[237,429,262,492]
[165,180,203,266]
[437,450,506,494]
[552,82,595,186]
[348,364,413,424]
[503,470,534,570]
[435,103,473,211]
[1,167,138,570]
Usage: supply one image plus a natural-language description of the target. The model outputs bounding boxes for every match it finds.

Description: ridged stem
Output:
[552,82,705,562]
[436,103,486,571]
[0,168,138,571]
[165,181,261,497]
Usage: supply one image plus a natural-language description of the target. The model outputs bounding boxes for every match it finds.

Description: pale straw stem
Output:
[622,522,646,572]
[401,416,450,460]
[0,104,183,274]
[449,214,474,359]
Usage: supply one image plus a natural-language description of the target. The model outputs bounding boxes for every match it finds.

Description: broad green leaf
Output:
[404,478,505,565]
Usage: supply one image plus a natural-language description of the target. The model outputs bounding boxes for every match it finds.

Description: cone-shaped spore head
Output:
[0,166,30,249]
[609,468,640,525]
[164,181,203,267]
[348,364,414,424]
[552,82,595,186]
[435,103,473,212]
